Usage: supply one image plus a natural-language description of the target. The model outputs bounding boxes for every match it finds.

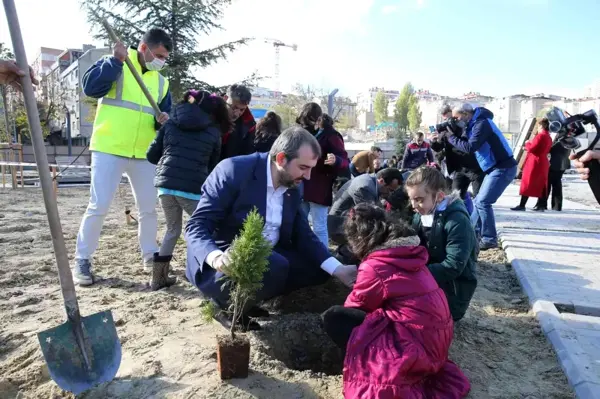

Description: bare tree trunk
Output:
[1,86,10,140]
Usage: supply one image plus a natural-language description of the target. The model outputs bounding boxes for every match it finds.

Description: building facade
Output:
[249,87,283,110]
[59,47,111,139]
[31,47,63,101]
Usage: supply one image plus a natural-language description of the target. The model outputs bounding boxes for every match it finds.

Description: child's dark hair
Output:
[333,176,349,193]
[405,166,448,194]
[344,203,417,260]
[183,90,232,135]
[386,187,409,211]
[296,102,322,128]
[317,114,334,130]
[451,172,471,199]
[386,187,414,223]
[255,111,282,143]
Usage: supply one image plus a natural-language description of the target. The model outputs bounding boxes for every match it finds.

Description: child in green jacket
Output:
[405,166,478,321]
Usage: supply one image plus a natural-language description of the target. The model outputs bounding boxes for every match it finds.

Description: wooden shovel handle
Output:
[3,0,81,316]
[101,19,162,115]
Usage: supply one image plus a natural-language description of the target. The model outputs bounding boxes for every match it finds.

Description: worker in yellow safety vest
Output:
[73,28,173,286]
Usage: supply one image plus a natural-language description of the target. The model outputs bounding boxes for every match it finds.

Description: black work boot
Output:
[150,253,177,291]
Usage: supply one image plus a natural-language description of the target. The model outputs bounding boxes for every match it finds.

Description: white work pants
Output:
[75,151,158,262]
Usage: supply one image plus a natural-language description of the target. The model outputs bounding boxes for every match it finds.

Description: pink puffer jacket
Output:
[343,238,471,399]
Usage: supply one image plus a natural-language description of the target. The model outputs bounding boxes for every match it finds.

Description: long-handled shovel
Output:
[100,18,162,114]
[3,0,121,394]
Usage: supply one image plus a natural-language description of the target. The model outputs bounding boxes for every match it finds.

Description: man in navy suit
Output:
[185,127,358,330]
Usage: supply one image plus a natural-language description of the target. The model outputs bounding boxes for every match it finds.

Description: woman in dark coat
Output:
[298,103,349,247]
[253,111,282,153]
[511,118,553,211]
[534,142,571,211]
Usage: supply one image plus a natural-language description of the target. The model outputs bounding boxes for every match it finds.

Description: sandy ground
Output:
[0,185,575,399]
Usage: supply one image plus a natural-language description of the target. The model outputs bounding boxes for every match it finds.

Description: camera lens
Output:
[549,121,562,133]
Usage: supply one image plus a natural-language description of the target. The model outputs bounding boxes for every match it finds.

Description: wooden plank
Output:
[515,118,537,171]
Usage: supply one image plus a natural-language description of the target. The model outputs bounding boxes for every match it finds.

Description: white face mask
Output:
[421,214,434,227]
[144,49,166,71]
[420,194,441,227]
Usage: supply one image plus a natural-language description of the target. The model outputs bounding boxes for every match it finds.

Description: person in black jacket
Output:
[146,90,230,290]
[534,142,571,211]
[431,105,485,196]
[254,111,282,152]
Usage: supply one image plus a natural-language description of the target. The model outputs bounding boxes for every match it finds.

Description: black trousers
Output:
[463,169,485,197]
[537,170,565,211]
[321,305,366,351]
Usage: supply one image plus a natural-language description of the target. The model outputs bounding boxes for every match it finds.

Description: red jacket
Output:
[343,240,470,399]
[302,127,349,206]
[520,130,552,198]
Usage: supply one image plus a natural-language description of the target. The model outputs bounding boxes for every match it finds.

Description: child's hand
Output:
[333,264,358,288]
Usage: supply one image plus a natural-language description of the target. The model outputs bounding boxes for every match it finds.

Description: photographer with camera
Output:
[431,105,485,195]
[438,103,517,251]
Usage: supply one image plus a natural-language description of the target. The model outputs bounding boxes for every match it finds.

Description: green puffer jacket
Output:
[412,194,478,321]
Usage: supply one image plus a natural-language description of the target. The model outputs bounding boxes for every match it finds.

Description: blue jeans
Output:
[301,201,329,248]
[471,165,517,245]
[349,163,361,177]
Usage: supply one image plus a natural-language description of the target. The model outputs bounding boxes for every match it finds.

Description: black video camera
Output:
[543,106,600,204]
[435,117,462,135]
[544,106,598,151]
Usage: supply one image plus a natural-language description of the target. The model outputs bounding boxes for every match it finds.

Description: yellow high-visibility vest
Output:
[90,48,169,159]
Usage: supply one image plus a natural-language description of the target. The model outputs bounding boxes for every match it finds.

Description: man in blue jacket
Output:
[185,127,357,330]
[439,103,517,250]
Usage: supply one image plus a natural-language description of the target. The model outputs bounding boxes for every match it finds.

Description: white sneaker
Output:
[72,259,94,286]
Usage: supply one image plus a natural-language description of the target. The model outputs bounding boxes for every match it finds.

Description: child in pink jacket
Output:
[322,203,470,399]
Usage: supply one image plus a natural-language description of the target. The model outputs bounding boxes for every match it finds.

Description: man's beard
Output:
[278,168,302,188]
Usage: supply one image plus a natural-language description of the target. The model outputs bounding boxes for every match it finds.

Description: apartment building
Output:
[59,47,111,139]
[31,47,63,100]
[249,87,283,110]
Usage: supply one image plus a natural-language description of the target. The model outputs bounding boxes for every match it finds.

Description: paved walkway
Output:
[495,183,600,398]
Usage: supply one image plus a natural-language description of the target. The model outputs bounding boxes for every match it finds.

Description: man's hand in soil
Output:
[0,60,38,91]
[333,264,358,288]
[570,150,600,181]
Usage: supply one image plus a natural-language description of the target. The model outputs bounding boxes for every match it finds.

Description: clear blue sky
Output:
[316,0,599,97]
[199,0,599,98]
[2,0,597,98]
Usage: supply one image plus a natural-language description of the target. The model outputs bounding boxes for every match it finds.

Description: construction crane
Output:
[263,38,298,92]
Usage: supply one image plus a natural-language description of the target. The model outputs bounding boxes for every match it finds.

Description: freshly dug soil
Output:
[0,186,574,398]
[216,334,250,380]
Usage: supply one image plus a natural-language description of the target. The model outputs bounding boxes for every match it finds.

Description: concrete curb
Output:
[500,236,600,399]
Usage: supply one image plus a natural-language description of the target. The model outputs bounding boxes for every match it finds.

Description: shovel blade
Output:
[38,310,121,395]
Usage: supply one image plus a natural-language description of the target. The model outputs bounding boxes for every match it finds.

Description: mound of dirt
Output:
[0,187,575,398]
[251,312,344,375]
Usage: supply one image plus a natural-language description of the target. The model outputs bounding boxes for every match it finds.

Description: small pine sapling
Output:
[219,208,272,338]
